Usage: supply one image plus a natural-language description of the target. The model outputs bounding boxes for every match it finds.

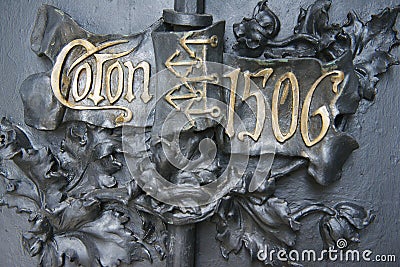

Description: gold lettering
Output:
[239,68,273,141]
[52,37,344,137]
[224,68,240,138]
[124,61,152,103]
[89,50,131,105]
[180,32,218,58]
[72,62,92,102]
[105,61,124,104]
[272,72,300,142]
[51,39,136,125]
[301,70,344,147]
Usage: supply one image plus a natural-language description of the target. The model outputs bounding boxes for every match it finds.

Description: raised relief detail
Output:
[51,38,152,125]
[164,32,221,126]
[0,1,399,267]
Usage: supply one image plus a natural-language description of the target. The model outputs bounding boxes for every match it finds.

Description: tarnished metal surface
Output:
[0,1,399,266]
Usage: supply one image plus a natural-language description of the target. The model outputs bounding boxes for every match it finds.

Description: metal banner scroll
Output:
[0,0,399,266]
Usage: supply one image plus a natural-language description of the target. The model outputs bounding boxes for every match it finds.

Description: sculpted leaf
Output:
[233,0,280,57]
[0,119,167,266]
[0,173,40,214]
[319,202,375,248]
[20,204,166,267]
[59,122,130,199]
[294,0,333,36]
[35,209,149,267]
[0,118,32,160]
[234,0,400,94]
[214,197,299,266]
[353,6,400,99]
[0,118,66,213]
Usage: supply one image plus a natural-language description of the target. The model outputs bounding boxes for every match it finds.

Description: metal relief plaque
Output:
[0,0,399,266]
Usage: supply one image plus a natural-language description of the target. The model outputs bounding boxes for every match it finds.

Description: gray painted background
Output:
[0,0,399,266]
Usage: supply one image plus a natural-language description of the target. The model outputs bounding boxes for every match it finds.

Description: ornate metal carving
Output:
[0,0,399,266]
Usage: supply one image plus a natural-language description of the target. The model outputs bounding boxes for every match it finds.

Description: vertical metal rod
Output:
[167,224,196,267]
[164,1,207,267]
[174,0,205,14]
[163,0,212,28]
